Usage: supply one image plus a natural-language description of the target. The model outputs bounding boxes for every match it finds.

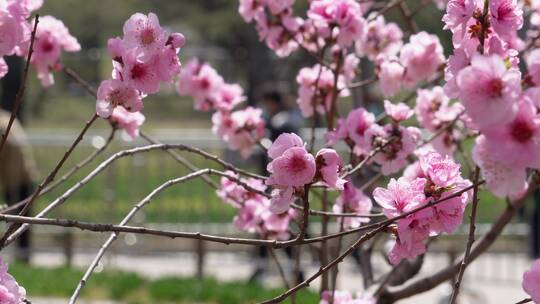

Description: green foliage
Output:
[9,263,317,303]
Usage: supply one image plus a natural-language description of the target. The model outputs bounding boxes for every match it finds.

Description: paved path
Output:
[17,249,531,304]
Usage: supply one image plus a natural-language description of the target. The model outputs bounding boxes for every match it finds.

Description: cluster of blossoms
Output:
[296,62,349,118]
[0,0,79,86]
[319,290,374,304]
[415,86,464,156]
[377,31,445,97]
[441,0,540,198]
[332,181,373,229]
[177,58,265,158]
[0,258,25,303]
[327,101,421,175]
[238,0,369,57]
[266,133,346,213]
[96,13,185,139]
[373,151,472,264]
[216,171,297,239]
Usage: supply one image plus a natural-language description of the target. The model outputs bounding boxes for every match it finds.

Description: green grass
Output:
[10,263,318,303]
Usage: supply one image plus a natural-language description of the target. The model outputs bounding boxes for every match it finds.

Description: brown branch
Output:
[260,224,387,303]
[450,166,480,303]
[0,15,39,155]
[0,127,116,214]
[269,248,291,290]
[397,1,418,34]
[63,67,97,97]
[139,131,219,189]
[0,112,99,249]
[2,144,266,246]
[69,170,213,303]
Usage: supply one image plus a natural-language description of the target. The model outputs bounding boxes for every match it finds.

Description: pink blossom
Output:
[357,15,403,60]
[403,161,427,181]
[155,47,181,83]
[268,133,304,159]
[442,0,477,33]
[489,0,523,39]
[325,118,348,146]
[427,182,471,234]
[109,106,145,140]
[373,177,426,218]
[265,0,295,15]
[480,98,540,169]
[24,16,80,87]
[383,100,413,122]
[167,32,186,49]
[238,0,264,22]
[122,12,167,57]
[472,135,528,197]
[444,47,472,98]
[307,0,366,48]
[320,290,353,304]
[296,64,348,117]
[107,37,124,62]
[367,125,421,175]
[0,9,26,56]
[177,59,225,112]
[215,83,245,112]
[527,49,540,87]
[121,49,161,94]
[523,260,540,303]
[96,79,143,118]
[456,54,521,130]
[213,107,265,158]
[234,199,264,233]
[345,107,375,155]
[333,181,373,228]
[388,216,430,265]
[261,206,296,240]
[400,32,445,86]
[316,148,346,190]
[320,290,375,304]
[0,257,25,304]
[216,171,266,208]
[415,86,462,131]
[263,22,299,57]
[343,53,359,84]
[377,58,405,97]
[419,152,461,188]
[267,147,316,187]
[269,186,295,214]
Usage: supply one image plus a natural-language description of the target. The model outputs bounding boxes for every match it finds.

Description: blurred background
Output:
[0,1,535,303]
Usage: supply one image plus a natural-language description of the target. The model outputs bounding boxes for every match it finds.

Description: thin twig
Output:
[0,127,116,214]
[397,1,418,34]
[269,248,291,290]
[68,170,212,303]
[0,15,39,154]
[450,166,481,303]
[259,224,387,303]
[3,144,267,246]
[139,131,219,189]
[0,113,99,248]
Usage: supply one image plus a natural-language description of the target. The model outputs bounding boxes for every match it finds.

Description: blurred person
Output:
[0,109,37,263]
[250,90,304,283]
[261,90,302,142]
